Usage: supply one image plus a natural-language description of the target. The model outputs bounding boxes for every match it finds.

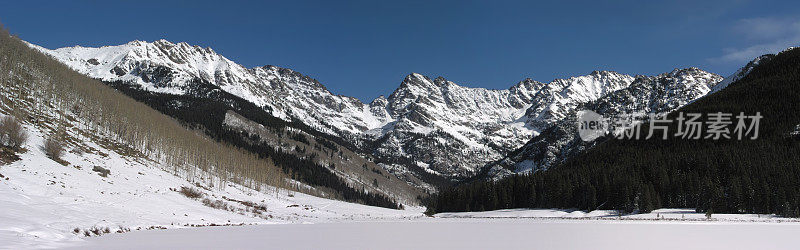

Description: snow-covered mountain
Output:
[521,71,635,130]
[28,39,723,183]
[488,66,736,177]
[1,33,422,248]
[26,40,390,138]
[369,71,635,178]
[0,118,421,249]
[711,54,774,94]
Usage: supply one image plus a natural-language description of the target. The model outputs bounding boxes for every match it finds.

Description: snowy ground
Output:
[4,122,800,249]
[0,124,422,249]
[69,219,800,250]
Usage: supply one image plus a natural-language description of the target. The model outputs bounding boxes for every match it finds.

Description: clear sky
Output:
[2,0,799,101]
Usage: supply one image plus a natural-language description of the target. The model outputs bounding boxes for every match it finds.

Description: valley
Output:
[3,2,800,248]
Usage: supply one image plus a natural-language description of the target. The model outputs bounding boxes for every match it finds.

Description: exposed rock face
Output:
[369,71,636,178]
[29,39,725,186]
[489,67,728,178]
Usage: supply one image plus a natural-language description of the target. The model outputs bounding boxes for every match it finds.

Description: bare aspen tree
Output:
[0,115,28,150]
[0,23,288,192]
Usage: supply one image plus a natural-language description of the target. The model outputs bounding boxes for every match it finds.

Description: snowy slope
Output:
[0,118,422,249]
[369,74,543,177]
[711,54,774,94]
[492,53,781,176]
[522,70,635,130]
[490,67,723,176]
[26,40,390,136]
[28,40,721,182]
[371,72,634,178]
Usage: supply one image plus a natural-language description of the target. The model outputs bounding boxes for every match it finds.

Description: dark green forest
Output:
[428,48,800,217]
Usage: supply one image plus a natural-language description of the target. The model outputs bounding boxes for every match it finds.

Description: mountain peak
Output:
[662,67,721,80]
[370,95,388,107]
[406,72,429,81]
[398,72,435,89]
[29,38,732,183]
[153,39,174,46]
[509,78,545,93]
[711,54,774,94]
[589,70,620,76]
[126,40,147,46]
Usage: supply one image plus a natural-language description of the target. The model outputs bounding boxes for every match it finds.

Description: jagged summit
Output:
[29,39,726,183]
[489,67,724,177]
[28,39,389,136]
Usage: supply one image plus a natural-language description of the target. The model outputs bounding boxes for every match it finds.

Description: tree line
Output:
[428,48,800,217]
[0,23,287,194]
[104,71,401,209]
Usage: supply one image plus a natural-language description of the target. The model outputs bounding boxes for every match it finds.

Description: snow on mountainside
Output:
[26,40,390,137]
[3,35,422,248]
[371,72,634,178]
[711,54,774,94]
[369,74,541,177]
[489,67,723,177]
[522,70,635,130]
[28,40,643,180]
[0,119,421,249]
[710,48,800,94]
[487,56,772,178]
[28,39,724,183]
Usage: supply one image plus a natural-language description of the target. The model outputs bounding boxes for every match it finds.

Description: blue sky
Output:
[2,0,799,101]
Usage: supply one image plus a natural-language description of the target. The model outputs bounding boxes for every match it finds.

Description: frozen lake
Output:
[68,218,800,250]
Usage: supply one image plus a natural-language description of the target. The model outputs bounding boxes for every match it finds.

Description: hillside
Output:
[487,67,723,177]
[26,35,421,206]
[0,123,420,249]
[31,40,723,189]
[0,24,423,248]
[429,47,800,217]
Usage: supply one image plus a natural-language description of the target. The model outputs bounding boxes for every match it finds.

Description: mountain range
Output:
[28,39,743,189]
[429,46,800,216]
